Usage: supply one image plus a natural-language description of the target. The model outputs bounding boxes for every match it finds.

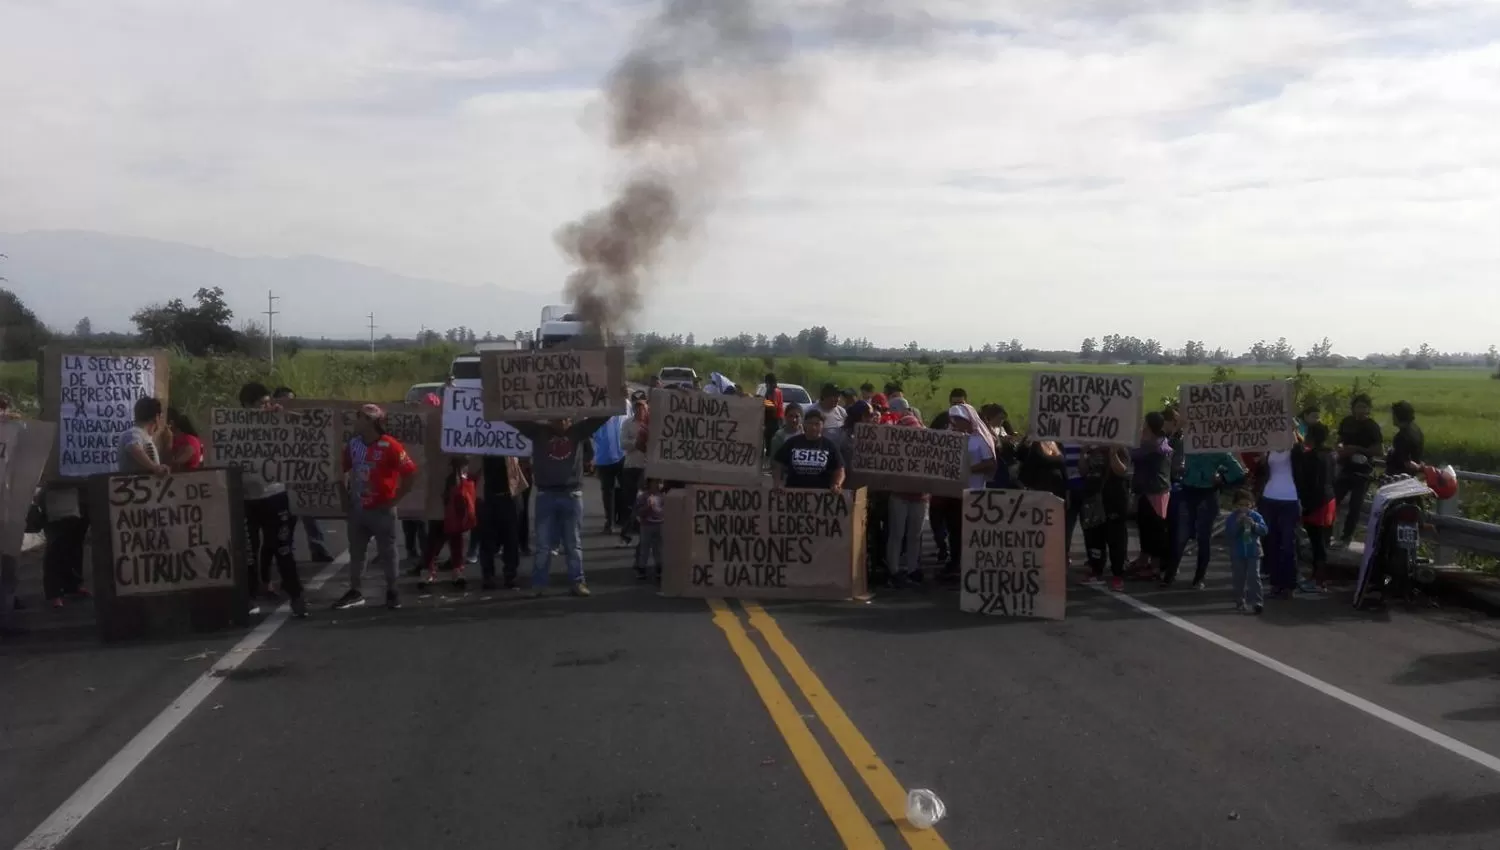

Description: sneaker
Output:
[1079,574,1104,586]
[49,597,63,609]
[1296,579,1321,595]
[1108,577,1125,592]
[1234,601,1246,613]
[465,554,478,566]
[290,596,309,619]
[385,590,401,610]
[503,578,518,591]
[332,590,366,610]
[453,577,467,591]
[249,604,261,617]
[69,586,93,599]
[570,580,591,598]
[634,568,650,582]
[1252,604,1264,615]
[1191,581,1207,590]
[601,523,614,535]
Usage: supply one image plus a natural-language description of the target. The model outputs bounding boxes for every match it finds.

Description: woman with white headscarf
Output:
[939,403,997,580]
[704,372,735,395]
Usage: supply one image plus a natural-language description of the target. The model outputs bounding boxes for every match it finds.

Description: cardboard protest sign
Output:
[847,423,966,497]
[0,420,57,557]
[88,467,249,641]
[662,485,868,601]
[282,400,444,520]
[203,407,342,516]
[1029,372,1143,447]
[1179,381,1296,454]
[442,379,531,457]
[480,347,626,421]
[959,489,1066,619]
[40,348,171,479]
[646,389,763,487]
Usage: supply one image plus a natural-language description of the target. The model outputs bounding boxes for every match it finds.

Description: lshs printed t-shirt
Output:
[774,434,844,489]
[343,434,418,509]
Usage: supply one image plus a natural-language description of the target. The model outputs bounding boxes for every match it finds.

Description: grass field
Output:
[634,352,1500,473]
[4,347,1496,471]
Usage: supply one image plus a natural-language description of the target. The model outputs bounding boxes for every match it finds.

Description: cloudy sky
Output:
[3,0,1499,355]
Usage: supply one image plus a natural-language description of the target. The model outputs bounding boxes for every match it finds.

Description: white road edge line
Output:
[1095,586,1500,776]
[14,554,350,850]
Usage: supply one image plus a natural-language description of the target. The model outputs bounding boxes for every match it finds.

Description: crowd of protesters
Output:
[2,370,1427,636]
[753,378,1427,613]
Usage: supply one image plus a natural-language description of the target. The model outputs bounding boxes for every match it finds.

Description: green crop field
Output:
[4,347,1497,472]
[631,351,1500,473]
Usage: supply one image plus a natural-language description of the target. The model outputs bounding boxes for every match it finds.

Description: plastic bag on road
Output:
[906,788,946,829]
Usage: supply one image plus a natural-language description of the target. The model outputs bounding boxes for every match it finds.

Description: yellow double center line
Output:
[708,598,952,850]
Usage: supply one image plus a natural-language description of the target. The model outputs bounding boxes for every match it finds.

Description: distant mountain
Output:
[0,230,547,339]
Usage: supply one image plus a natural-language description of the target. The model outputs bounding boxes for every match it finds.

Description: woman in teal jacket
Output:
[1168,451,1247,588]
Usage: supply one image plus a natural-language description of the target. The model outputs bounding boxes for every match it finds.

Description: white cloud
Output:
[2,0,1499,354]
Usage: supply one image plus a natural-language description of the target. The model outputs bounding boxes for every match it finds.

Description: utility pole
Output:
[368,313,377,356]
[264,290,279,366]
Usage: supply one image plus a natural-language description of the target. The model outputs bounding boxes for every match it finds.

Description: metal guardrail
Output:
[1428,468,1500,562]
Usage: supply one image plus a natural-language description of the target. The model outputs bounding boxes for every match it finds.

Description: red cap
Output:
[871,393,889,408]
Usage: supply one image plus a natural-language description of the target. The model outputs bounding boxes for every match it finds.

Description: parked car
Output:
[754,382,810,410]
[658,366,698,389]
[404,382,447,405]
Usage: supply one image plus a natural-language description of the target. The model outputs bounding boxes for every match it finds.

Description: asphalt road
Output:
[4,482,1500,850]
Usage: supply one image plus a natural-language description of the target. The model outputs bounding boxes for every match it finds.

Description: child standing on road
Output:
[423,457,477,590]
[1226,490,1268,615]
[635,479,667,585]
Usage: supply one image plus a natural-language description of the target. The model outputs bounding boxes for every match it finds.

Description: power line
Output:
[265,290,280,366]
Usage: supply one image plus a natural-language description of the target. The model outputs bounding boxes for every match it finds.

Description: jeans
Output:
[636,523,664,575]
[597,462,624,528]
[1260,497,1301,591]
[1305,523,1332,577]
[43,515,89,599]
[299,516,330,557]
[619,466,644,538]
[533,490,584,587]
[1175,487,1220,584]
[0,555,18,630]
[886,497,926,576]
[1230,553,1263,608]
[1136,495,1170,559]
[245,492,304,599]
[1084,518,1127,578]
[867,491,890,573]
[1063,488,1086,554]
[518,488,532,552]
[402,519,424,558]
[480,493,521,581]
[348,504,400,594]
[1334,475,1369,541]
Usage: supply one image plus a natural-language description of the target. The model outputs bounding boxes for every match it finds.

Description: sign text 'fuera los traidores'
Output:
[108,473,235,595]
[1029,372,1142,447]
[1179,381,1295,454]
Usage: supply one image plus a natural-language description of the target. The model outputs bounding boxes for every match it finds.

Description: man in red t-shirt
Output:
[333,404,419,611]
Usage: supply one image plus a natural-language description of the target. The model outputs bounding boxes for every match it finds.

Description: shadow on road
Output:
[1335,792,1500,845]
[1390,648,1500,687]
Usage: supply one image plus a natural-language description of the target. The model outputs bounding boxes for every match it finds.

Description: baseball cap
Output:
[359,403,386,420]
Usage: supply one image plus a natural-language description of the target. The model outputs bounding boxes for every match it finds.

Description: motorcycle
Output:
[1353,465,1458,610]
